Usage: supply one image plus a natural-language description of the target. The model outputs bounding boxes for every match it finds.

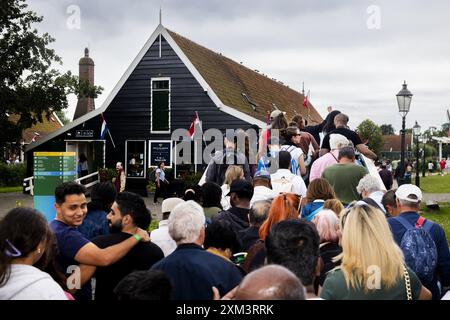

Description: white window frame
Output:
[125,140,147,179]
[150,77,171,134]
[148,140,173,169]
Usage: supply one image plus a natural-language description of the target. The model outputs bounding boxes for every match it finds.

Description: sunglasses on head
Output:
[340,201,371,227]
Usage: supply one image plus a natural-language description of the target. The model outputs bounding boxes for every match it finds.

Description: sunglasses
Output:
[340,201,371,228]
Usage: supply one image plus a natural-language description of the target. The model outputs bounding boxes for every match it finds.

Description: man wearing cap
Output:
[250,170,278,207]
[309,134,349,182]
[150,198,185,257]
[213,180,254,235]
[388,184,450,299]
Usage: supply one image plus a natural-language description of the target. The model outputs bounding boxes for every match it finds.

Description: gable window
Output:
[151,78,170,133]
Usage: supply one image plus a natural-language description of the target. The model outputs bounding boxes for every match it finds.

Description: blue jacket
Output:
[301,200,324,221]
[388,212,450,299]
[151,243,243,300]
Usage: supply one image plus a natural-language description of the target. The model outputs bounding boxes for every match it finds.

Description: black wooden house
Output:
[25,23,323,193]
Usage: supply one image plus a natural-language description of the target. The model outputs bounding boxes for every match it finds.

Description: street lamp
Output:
[422,135,428,178]
[413,121,421,187]
[396,81,413,185]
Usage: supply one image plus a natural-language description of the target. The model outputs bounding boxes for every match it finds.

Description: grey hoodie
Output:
[0,264,67,300]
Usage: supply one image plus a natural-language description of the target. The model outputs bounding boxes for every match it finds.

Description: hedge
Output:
[0,163,26,187]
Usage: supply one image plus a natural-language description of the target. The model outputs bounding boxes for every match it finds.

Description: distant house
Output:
[25,23,323,192]
[4,113,63,162]
[380,134,413,160]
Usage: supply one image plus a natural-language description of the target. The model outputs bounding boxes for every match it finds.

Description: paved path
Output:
[0,192,162,220]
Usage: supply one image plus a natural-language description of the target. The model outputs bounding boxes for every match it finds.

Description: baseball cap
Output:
[226,180,254,198]
[253,170,271,181]
[162,198,185,213]
[395,184,422,203]
[270,110,286,119]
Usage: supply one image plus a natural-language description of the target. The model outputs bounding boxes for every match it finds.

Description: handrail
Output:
[23,176,34,195]
[75,171,100,189]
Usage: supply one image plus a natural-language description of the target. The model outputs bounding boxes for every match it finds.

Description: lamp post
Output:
[422,135,428,178]
[413,121,421,187]
[396,81,413,185]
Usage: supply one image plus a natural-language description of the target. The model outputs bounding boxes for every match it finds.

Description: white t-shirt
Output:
[221,184,231,210]
[150,220,177,257]
[271,169,307,197]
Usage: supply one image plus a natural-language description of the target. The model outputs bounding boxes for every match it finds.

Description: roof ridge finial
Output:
[159,3,162,25]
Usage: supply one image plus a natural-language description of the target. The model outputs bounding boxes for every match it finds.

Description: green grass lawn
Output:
[0,186,22,193]
[417,174,450,193]
[421,203,450,246]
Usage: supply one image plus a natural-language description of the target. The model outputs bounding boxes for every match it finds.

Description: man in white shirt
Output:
[271,151,307,197]
[150,198,184,256]
[250,170,278,207]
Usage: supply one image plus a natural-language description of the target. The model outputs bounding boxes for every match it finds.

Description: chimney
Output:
[73,48,95,120]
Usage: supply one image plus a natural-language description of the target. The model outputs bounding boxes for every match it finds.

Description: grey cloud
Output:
[25,0,450,129]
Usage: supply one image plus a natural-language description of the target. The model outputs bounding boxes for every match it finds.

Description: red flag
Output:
[303,90,309,109]
[188,112,201,139]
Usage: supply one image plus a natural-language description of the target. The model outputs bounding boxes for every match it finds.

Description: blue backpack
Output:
[396,216,438,284]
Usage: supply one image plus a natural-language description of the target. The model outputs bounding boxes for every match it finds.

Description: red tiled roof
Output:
[382,134,413,152]
[8,113,63,144]
[168,30,323,125]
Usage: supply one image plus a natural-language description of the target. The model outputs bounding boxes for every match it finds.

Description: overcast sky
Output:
[27,0,450,132]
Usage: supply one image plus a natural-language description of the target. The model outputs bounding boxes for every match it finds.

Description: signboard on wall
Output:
[149,141,172,168]
[33,152,77,221]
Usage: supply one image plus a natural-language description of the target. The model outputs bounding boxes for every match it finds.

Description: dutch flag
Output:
[100,114,108,139]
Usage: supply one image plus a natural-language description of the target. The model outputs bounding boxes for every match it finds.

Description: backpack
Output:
[271,174,294,194]
[395,216,438,284]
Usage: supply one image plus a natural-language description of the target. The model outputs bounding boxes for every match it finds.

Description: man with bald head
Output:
[320,113,377,160]
[215,265,306,300]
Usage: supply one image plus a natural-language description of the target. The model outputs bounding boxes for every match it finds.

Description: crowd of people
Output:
[0,108,449,300]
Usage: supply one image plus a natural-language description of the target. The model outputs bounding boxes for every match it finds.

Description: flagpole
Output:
[108,129,116,149]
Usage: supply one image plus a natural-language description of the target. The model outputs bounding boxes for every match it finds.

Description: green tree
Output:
[356,119,384,156]
[380,124,395,135]
[55,110,70,125]
[0,0,103,160]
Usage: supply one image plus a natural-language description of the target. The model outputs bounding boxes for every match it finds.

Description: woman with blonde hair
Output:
[221,165,244,210]
[300,178,336,221]
[320,203,431,300]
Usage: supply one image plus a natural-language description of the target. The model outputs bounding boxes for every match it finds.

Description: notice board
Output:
[33,152,77,221]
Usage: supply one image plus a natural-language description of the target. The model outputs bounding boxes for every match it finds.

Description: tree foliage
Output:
[356,119,384,156]
[0,0,103,160]
[380,124,395,135]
